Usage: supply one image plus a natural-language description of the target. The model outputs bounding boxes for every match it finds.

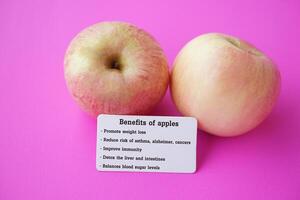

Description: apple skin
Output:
[64,22,169,116]
[171,33,281,137]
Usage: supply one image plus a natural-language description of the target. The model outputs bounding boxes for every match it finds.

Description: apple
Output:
[171,33,280,137]
[64,22,169,116]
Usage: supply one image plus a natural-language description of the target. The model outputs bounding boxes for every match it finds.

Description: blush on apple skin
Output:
[64,21,169,116]
[171,33,281,137]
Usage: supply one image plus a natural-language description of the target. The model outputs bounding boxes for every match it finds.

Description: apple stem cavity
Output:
[106,56,122,71]
[226,37,263,56]
[110,60,121,70]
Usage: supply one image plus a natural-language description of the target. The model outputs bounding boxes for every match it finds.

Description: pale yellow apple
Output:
[171,33,280,137]
[64,22,169,116]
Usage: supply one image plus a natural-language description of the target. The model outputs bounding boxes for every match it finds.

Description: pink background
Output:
[1,0,300,199]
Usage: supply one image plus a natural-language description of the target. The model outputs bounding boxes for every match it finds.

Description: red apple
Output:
[171,33,281,137]
[64,22,169,116]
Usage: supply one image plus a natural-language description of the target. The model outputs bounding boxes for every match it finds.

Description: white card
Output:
[96,114,197,173]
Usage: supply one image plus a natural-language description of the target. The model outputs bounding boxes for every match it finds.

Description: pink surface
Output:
[1,0,300,199]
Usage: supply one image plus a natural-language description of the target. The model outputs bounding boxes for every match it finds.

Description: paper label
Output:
[96,114,197,173]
